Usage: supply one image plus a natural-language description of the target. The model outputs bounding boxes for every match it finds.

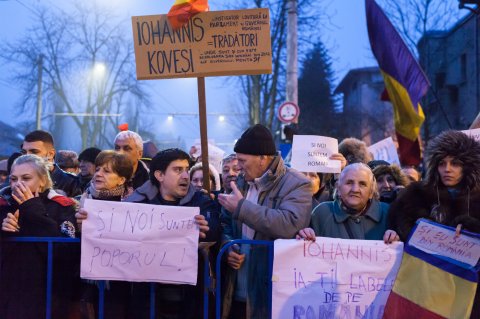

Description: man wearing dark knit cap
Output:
[218,124,312,319]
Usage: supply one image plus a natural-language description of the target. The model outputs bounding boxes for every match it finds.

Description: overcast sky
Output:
[0,0,376,153]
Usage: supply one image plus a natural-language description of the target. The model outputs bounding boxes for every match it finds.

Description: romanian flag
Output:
[168,0,209,30]
[383,220,479,318]
[366,0,430,166]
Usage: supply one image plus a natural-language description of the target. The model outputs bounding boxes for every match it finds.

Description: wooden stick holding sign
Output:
[132,8,272,192]
[197,77,210,191]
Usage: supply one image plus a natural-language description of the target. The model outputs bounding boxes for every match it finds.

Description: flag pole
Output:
[197,76,211,192]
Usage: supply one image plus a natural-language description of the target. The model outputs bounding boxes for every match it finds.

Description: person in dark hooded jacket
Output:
[372,163,410,203]
[388,130,480,318]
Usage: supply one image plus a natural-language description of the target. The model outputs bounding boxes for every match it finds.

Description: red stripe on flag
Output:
[168,0,208,30]
[396,132,421,166]
[383,292,446,319]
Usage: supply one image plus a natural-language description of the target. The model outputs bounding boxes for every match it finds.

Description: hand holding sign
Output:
[80,199,200,285]
[290,135,341,173]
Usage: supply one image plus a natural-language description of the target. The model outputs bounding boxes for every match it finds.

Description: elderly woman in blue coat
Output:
[298,163,399,243]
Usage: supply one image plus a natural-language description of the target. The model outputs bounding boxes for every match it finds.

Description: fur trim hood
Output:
[189,162,221,191]
[425,130,480,190]
[372,164,410,187]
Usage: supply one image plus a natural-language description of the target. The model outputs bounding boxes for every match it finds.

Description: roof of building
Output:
[334,66,381,94]
[419,11,475,44]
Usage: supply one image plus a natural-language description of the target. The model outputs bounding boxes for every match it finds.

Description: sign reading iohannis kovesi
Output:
[131,8,272,79]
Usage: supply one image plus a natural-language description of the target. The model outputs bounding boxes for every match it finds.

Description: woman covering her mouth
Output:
[0,154,78,318]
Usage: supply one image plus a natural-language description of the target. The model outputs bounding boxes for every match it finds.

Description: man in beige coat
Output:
[219,124,312,319]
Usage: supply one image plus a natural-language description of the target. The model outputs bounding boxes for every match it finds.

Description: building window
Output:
[435,72,446,89]
[449,86,459,105]
[460,53,467,82]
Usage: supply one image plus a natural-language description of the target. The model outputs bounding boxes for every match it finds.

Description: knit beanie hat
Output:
[78,147,102,164]
[234,124,276,155]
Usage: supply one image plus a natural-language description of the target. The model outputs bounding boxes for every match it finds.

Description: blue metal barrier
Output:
[3,237,80,319]
[3,237,212,319]
[215,239,274,319]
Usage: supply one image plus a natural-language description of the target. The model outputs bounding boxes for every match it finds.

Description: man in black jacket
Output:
[125,148,219,319]
[21,130,82,197]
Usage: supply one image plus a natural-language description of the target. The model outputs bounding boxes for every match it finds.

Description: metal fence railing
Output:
[2,237,213,319]
[214,239,274,319]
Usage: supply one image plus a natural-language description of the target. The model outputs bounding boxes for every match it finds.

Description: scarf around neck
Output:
[87,182,125,200]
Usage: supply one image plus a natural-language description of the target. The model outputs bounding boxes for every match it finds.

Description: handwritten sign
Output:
[80,199,199,284]
[272,238,403,319]
[132,8,272,79]
[368,137,400,165]
[462,128,480,142]
[290,135,341,173]
[409,219,480,268]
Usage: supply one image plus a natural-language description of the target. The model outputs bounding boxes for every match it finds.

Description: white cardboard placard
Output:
[80,199,199,284]
[409,220,480,267]
[368,137,400,165]
[272,238,403,319]
[290,135,341,173]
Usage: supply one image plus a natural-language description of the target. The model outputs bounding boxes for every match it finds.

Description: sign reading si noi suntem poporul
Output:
[131,8,272,80]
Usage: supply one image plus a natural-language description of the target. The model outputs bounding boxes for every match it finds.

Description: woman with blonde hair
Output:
[0,154,77,318]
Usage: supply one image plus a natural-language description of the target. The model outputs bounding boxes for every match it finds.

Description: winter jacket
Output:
[0,188,78,319]
[130,160,150,190]
[125,181,221,319]
[220,155,312,319]
[389,182,480,241]
[311,199,390,240]
[50,164,83,197]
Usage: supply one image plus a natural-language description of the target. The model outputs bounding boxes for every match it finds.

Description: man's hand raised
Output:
[218,181,243,213]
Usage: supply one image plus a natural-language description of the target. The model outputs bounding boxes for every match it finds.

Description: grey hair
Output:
[12,154,53,191]
[221,153,237,167]
[337,162,379,200]
[114,131,143,151]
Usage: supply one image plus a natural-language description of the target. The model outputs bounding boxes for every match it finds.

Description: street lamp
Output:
[92,62,106,78]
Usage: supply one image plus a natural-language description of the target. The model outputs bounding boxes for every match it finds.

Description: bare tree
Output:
[214,0,329,131]
[377,0,463,56]
[0,3,150,150]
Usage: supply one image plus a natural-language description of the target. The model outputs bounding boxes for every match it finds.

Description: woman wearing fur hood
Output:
[389,130,480,241]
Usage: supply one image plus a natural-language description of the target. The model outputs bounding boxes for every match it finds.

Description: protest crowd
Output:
[0,123,478,319]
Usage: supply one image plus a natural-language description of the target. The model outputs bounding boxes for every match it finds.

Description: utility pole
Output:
[36,54,44,130]
[286,0,298,107]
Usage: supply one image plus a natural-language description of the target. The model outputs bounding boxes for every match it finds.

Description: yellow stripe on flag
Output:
[393,253,476,319]
[172,0,191,5]
[381,71,425,141]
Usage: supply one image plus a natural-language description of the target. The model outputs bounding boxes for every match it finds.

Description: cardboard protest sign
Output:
[80,199,199,285]
[290,135,341,173]
[462,128,480,142]
[132,8,272,79]
[384,219,480,318]
[408,219,480,268]
[272,238,403,319]
[368,137,400,165]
